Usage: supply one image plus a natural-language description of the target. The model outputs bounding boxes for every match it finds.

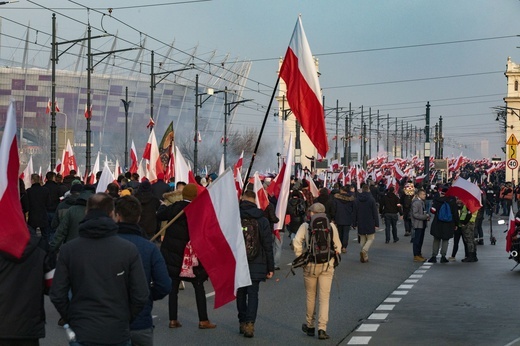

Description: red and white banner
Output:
[174,146,191,184]
[61,139,78,176]
[84,103,92,119]
[20,155,34,189]
[184,168,251,308]
[234,151,244,176]
[445,177,482,213]
[279,16,328,158]
[142,128,163,182]
[88,152,100,185]
[95,161,115,193]
[506,207,517,253]
[129,140,139,174]
[0,100,29,258]
[274,133,294,231]
[253,171,269,210]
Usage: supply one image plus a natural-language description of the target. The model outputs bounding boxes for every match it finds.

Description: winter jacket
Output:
[117,222,171,331]
[50,192,79,230]
[263,202,279,231]
[0,235,54,341]
[430,196,459,240]
[151,180,171,201]
[239,200,274,281]
[158,201,209,282]
[286,197,306,234]
[26,183,49,229]
[330,192,355,225]
[51,190,93,252]
[400,193,414,219]
[50,209,149,345]
[379,192,401,214]
[43,180,62,212]
[135,191,161,238]
[352,192,379,235]
[411,197,429,229]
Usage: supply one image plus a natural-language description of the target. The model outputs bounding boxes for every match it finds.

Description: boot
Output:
[239,322,245,334]
[198,320,217,329]
[302,323,315,336]
[461,252,477,262]
[169,320,182,328]
[243,322,254,338]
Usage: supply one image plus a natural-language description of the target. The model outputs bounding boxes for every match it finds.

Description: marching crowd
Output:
[0,165,506,345]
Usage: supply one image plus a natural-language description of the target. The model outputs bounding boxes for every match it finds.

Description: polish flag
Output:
[46,99,51,114]
[88,152,100,185]
[96,161,115,193]
[137,159,145,182]
[279,16,328,158]
[114,159,122,178]
[273,133,294,231]
[445,177,482,213]
[253,171,269,210]
[20,155,34,189]
[0,100,30,258]
[234,151,244,176]
[84,103,92,119]
[450,152,464,172]
[393,163,406,181]
[266,163,286,198]
[129,140,138,174]
[54,159,62,175]
[194,131,202,143]
[506,207,517,253]
[146,117,155,129]
[234,167,244,200]
[184,168,251,308]
[330,159,339,171]
[305,174,320,198]
[415,174,426,185]
[62,139,78,176]
[218,154,225,176]
[142,128,163,182]
[174,146,191,184]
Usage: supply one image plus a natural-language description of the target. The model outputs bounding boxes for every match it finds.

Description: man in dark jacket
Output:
[135,181,161,239]
[115,195,171,346]
[379,186,401,243]
[237,190,274,338]
[329,185,355,253]
[43,171,62,233]
[26,174,50,243]
[151,172,171,201]
[353,184,380,263]
[50,193,149,345]
[427,186,460,263]
[0,232,55,345]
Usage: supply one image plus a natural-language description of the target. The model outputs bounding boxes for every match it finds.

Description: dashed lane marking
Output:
[376,304,395,311]
[348,336,372,345]
[384,297,401,303]
[368,313,388,320]
[356,324,380,332]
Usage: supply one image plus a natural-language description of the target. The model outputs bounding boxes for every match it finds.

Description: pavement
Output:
[39,215,520,346]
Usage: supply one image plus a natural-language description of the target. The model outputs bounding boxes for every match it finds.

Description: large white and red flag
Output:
[174,146,191,184]
[445,177,482,213]
[279,16,328,158]
[273,133,294,231]
[95,161,115,193]
[506,207,517,253]
[0,100,30,258]
[233,151,244,176]
[184,168,251,308]
[62,139,78,176]
[253,171,269,210]
[218,154,225,176]
[88,152,100,185]
[20,155,34,189]
[142,128,163,182]
[266,164,286,198]
[129,140,139,174]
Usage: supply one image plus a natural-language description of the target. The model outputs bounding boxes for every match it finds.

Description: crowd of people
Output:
[1,164,505,345]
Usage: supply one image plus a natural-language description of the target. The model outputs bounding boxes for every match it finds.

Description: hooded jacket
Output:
[330,192,355,225]
[430,195,459,240]
[352,191,379,234]
[0,235,53,341]
[239,200,275,281]
[135,191,161,238]
[117,222,171,331]
[50,210,149,345]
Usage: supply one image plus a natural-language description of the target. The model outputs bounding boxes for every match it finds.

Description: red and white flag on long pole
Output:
[279,16,328,157]
[0,100,30,258]
[445,177,482,213]
[274,133,294,231]
[174,146,191,184]
[62,139,78,176]
[88,152,100,185]
[129,140,138,174]
[142,128,163,182]
[184,168,251,308]
[253,171,269,210]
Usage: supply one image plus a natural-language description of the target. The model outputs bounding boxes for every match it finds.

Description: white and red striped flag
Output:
[273,133,294,231]
[129,140,139,174]
[174,146,190,184]
[184,168,251,308]
[20,155,34,189]
[0,100,30,258]
[279,16,328,158]
[142,128,163,182]
[88,152,100,185]
[506,207,517,253]
[62,139,78,176]
[253,171,269,210]
[445,177,482,213]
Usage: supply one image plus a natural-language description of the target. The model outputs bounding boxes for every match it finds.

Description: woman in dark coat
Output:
[157,183,216,330]
[428,187,459,263]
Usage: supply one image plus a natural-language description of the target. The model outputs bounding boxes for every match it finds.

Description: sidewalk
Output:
[341,227,520,346]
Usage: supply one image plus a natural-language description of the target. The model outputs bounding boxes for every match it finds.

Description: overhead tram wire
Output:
[0,0,212,10]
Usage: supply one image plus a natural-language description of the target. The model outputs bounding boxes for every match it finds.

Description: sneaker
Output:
[318,329,330,340]
[427,256,437,263]
[404,232,411,236]
[448,257,456,262]
[341,247,347,253]
[440,256,449,263]
[302,323,315,336]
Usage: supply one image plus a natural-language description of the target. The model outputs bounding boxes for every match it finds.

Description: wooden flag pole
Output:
[150,209,185,242]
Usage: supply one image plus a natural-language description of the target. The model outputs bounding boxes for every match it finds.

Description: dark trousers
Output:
[169,277,208,321]
[384,213,398,241]
[451,227,467,257]
[236,280,260,323]
[336,224,351,248]
[404,218,412,233]
[412,228,425,256]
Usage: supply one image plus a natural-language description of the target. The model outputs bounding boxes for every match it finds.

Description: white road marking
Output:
[348,336,372,344]
[405,279,418,283]
[376,304,395,311]
[391,290,408,295]
[384,297,401,303]
[410,274,423,278]
[356,324,380,332]
[205,291,215,298]
[415,270,427,273]
[368,313,388,320]
[398,284,414,289]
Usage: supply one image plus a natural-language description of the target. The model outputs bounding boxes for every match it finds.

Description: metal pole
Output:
[344,103,347,165]
[150,51,154,132]
[335,99,339,160]
[434,123,439,158]
[394,118,398,157]
[86,24,92,174]
[122,86,130,170]
[424,102,431,185]
[368,107,372,160]
[224,86,228,168]
[439,115,444,158]
[401,119,404,158]
[376,109,380,154]
[363,123,367,169]
[51,13,57,169]
[386,113,390,159]
[194,74,199,174]
[348,102,352,166]
[360,105,364,163]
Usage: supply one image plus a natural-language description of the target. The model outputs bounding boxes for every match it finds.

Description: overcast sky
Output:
[2,0,519,159]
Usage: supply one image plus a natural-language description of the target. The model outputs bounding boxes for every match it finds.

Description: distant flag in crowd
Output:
[45,98,60,114]
[253,171,270,211]
[506,207,517,253]
[273,133,294,231]
[61,139,78,176]
[142,128,163,182]
[445,177,482,213]
[88,152,101,185]
[96,161,115,193]
[0,100,29,258]
[234,167,244,200]
[84,103,92,119]
[146,117,155,129]
[54,158,62,175]
[279,16,328,158]
[449,152,464,172]
[114,159,122,178]
[184,168,251,309]
[20,155,33,189]
[129,140,138,174]
[174,146,190,184]
[266,163,285,198]
[305,173,320,198]
[234,151,244,175]
[137,159,145,182]
[218,154,225,176]
[194,131,202,143]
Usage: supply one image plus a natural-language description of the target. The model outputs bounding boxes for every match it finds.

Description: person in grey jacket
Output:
[410,189,430,262]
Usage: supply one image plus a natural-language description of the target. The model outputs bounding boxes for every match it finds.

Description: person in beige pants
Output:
[293,203,341,340]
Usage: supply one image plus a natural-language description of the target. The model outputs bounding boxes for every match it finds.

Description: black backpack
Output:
[307,214,335,264]
[241,218,261,261]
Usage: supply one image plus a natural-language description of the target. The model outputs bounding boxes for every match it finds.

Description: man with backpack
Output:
[293,203,341,340]
[428,186,459,263]
[237,190,274,338]
[286,190,307,245]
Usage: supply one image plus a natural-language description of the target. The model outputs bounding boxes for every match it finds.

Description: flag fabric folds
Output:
[445,177,482,213]
[279,16,328,157]
[253,172,269,210]
[0,100,30,258]
[506,207,517,253]
[142,129,163,182]
[184,169,251,308]
[129,140,138,174]
[273,133,294,231]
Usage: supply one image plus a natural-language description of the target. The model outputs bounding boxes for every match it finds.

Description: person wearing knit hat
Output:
[182,183,198,201]
[157,182,216,330]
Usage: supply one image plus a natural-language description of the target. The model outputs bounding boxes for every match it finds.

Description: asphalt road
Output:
[40,216,518,345]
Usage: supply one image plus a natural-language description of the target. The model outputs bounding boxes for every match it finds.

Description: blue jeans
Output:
[70,341,131,346]
[336,224,351,248]
[384,214,398,241]
[237,280,260,323]
[412,228,425,256]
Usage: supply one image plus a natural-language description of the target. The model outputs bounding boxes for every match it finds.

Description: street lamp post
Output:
[223,87,251,167]
[194,74,218,174]
[121,86,131,171]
